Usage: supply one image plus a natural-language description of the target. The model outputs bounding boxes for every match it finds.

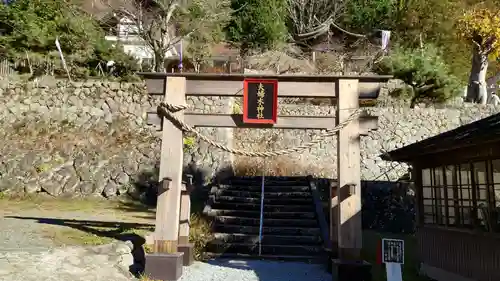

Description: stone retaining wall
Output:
[0,80,498,196]
[233,103,498,180]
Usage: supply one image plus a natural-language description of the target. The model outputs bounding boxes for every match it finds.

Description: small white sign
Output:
[381,238,404,281]
[386,262,403,281]
[382,238,404,264]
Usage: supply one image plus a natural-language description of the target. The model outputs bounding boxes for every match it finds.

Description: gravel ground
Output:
[0,209,332,281]
[0,214,137,281]
[180,259,332,281]
[0,216,55,251]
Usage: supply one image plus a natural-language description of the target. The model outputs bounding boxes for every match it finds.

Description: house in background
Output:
[383,113,500,281]
[81,0,241,73]
[82,0,181,69]
[98,13,180,67]
[164,43,241,73]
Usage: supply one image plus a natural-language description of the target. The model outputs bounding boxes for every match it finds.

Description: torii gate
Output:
[139,73,391,281]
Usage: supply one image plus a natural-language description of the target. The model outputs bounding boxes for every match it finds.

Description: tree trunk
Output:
[465,48,489,104]
[154,50,166,72]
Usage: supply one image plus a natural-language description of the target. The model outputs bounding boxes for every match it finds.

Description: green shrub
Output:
[0,0,138,80]
[375,44,464,107]
[183,136,196,152]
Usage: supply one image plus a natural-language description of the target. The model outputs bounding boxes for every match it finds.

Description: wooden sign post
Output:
[243,79,278,124]
[381,238,404,281]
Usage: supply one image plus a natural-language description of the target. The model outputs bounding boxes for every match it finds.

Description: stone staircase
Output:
[204,176,327,263]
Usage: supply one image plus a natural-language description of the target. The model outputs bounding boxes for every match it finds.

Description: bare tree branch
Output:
[330,22,366,38]
[287,0,345,41]
[287,0,368,44]
[104,0,230,72]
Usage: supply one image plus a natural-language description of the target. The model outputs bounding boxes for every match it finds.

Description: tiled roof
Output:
[210,44,239,57]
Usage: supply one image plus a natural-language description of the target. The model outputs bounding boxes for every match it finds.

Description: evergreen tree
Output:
[226,0,289,56]
[0,0,138,79]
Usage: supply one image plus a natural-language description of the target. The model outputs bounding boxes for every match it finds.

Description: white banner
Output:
[55,37,71,80]
[381,30,391,51]
[55,38,67,68]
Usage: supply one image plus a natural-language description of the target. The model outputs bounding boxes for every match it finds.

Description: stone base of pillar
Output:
[144,252,184,281]
[325,247,338,273]
[177,243,195,266]
[332,259,372,281]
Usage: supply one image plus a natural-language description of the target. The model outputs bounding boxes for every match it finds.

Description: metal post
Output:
[258,160,266,256]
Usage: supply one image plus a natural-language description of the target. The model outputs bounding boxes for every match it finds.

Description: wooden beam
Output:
[336,79,362,260]
[154,77,186,254]
[180,80,333,98]
[139,73,392,98]
[413,165,424,226]
[139,72,393,82]
[146,78,165,95]
[146,113,378,134]
[145,79,381,99]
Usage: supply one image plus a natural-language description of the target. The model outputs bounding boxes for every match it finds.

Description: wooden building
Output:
[382,113,500,281]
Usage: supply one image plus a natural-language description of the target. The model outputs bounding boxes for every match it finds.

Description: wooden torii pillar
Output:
[332,78,371,281]
[143,77,186,281]
[178,174,194,266]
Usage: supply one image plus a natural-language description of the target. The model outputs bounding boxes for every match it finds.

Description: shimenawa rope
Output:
[157,102,360,158]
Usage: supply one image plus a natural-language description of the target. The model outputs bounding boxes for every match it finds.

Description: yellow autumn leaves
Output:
[456,7,500,59]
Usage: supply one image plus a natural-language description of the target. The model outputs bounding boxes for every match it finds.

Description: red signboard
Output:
[243,78,278,124]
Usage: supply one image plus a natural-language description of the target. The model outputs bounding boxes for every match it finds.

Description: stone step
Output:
[218,185,310,193]
[214,224,321,236]
[215,195,313,205]
[211,202,315,212]
[207,209,316,219]
[214,189,312,199]
[213,216,318,227]
[223,177,309,186]
[203,252,326,264]
[206,242,324,256]
[213,233,322,245]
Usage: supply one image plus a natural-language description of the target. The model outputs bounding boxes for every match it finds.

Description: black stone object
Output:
[332,259,372,281]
